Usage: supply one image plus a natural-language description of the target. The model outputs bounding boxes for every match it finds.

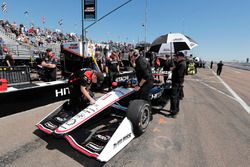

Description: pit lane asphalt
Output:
[0,66,249,167]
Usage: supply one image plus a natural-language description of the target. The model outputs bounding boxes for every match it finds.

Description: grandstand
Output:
[0,19,76,65]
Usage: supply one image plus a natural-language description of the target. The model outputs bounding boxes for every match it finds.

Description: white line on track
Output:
[198,81,236,101]
[211,70,250,114]
[230,68,241,74]
[186,78,220,84]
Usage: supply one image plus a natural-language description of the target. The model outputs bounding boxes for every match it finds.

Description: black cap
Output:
[95,72,104,88]
[175,52,185,57]
[46,48,52,52]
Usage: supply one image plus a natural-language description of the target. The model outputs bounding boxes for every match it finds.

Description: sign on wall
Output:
[84,0,97,20]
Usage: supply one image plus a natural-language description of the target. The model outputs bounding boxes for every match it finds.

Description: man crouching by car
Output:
[68,69,104,113]
[130,49,154,102]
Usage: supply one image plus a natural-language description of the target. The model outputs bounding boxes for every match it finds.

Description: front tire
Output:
[127,100,151,136]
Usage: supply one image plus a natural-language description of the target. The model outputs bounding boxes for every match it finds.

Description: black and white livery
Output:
[36,72,171,162]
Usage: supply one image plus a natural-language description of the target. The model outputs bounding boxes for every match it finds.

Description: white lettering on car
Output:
[55,87,70,97]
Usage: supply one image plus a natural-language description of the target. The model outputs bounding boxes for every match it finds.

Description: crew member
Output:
[68,69,104,112]
[106,51,120,89]
[130,49,153,101]
[217,61,224,76]
[210,61,213,69]
[163,55,174,83]
[169,52,186,118]
[4,51,14,67]
[40,49,58,81]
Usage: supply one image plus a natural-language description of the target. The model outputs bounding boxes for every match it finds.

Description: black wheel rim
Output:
[140,104,150,129]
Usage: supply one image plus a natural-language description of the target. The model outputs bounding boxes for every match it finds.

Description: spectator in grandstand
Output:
[217,61,224,76]
[28,26,35,36]
[19,24,25,35]
[4,51,15,67]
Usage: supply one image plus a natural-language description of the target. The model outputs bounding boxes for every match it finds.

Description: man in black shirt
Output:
[54,69,104,122]
[106,51,120,89]
[210,61,213,69]
[68,69,104,111]
[169,52,186,118]
[40,49,58,81]
[217,61,224,76]
[130,49,153,101]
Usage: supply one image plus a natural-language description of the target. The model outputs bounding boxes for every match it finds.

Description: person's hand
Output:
[170,67,175,71]
[134,86,140,91]
[90,99,96,105]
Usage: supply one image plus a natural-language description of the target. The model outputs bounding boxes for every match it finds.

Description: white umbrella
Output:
[149,33,198,54]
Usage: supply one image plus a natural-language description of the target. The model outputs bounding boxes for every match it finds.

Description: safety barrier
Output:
[0,66,31,85]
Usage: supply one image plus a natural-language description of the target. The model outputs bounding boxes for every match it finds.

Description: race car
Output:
[36,73,171,162]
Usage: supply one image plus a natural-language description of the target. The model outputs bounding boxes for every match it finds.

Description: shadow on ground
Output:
[33,129,105,167]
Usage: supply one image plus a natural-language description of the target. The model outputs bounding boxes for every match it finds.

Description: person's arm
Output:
[134,59,150,91]
[80,85,96,104]
[105,60,110,73]
[117,64,120,73]
[105,66,109,74]
[138,79,146,87]
[6,60,11,67]
[134,78,147,91]
[41,60,56,69]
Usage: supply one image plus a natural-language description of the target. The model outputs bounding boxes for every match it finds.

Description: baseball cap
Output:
[175,52,185,57]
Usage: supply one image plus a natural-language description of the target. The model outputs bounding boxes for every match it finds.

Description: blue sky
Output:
[1,0,250,62]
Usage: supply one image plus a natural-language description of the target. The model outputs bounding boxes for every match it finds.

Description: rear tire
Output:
[127,100,151,136]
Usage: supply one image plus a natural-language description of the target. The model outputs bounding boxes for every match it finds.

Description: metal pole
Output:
[85,0,132,30]
[81,0,85,58]
[144,0,147,56]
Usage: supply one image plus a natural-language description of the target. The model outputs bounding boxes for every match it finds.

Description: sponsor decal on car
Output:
[115,76,129,82]
[55,87,134,134]
[113,133,132,149]
[95,134,111,142]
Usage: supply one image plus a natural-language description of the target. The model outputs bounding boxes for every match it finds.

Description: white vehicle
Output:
[36,76,171,162]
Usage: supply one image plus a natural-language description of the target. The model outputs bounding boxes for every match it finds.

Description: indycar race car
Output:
[36,73,171,162]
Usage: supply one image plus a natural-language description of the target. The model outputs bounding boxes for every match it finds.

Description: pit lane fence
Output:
[0,66,31,85]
